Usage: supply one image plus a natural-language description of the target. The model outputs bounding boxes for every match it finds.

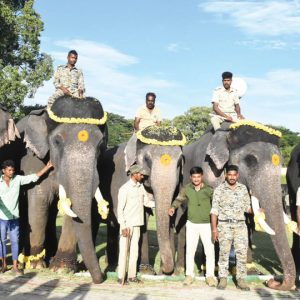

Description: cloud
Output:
[236,39,288,50]
[167,43,190,53]
[25,39,176,117]
[200,1,300,36]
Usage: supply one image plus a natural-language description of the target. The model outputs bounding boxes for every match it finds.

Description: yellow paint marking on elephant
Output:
[57,198,72,215]
[18,249,46,269]
[271,154,280,166]
[160,154,172,166]
[78,130,89,142]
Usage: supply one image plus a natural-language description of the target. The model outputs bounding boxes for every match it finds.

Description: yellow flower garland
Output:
[136,131,186,146]
[230,120,282,137]
[18,249,46,269]
[253,211,266,232]
[286,220,298,233]
[47,107,107,125]
[97,199,109,220]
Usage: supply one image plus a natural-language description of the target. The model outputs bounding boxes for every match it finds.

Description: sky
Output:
[28,0,300,132]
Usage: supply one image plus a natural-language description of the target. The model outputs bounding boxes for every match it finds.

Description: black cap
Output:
[222,72,233,79]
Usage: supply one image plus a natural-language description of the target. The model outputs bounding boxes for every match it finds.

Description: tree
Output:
[0,0,53,114]
[107,113,133,148]
[172,106,212,143]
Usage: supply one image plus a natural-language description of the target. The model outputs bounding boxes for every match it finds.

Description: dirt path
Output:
[0,272,298,300]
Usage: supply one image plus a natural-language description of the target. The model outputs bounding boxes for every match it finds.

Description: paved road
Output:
[0,272,299,300]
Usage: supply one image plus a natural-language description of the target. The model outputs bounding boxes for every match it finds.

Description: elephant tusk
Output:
[283,212,299,235]
[251,196,275,235]
[94,187,109,219]
[58,185,78,218]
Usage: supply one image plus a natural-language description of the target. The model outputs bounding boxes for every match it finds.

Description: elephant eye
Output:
[244,154,258,168]
[53,134,64,147]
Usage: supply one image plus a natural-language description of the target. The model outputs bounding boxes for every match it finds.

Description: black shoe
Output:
[128,277,143,284]
[117,278,128,285]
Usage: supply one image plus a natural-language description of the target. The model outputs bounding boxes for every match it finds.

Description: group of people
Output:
[1,49,299,294]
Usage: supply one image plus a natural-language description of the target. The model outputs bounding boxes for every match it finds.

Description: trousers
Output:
[118,226,140,279]
[185,221,215,277]
[210,113,238,131]
[0,218,20,261]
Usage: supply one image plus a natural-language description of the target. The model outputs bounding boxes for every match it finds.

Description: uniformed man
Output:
[168,166,217,287]
[48,50,85,107]
[210,72,244,131]
[124,92,162,171]
[117,165,155,284]
[211,165,251,291]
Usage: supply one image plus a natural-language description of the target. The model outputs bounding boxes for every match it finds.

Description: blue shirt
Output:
[0,174,39,220]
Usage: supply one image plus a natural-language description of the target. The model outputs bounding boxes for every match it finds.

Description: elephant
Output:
[181,120,296,290]
[99,126,186,274]
[286,143,300,273]
[17,96,108,283]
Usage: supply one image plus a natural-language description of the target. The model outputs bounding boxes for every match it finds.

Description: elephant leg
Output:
[27,189,50,269]
[175,226,186,275]
[50,215,77,272]
[106,221,119,270]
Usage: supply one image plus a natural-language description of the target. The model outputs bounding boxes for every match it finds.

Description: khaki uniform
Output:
[211,181,251,280]
[117,179,155,279]
[48,65,85,107]
[135,105,162,130]
[211,87,240,130]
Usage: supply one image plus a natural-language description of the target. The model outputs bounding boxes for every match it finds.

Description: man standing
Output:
[117,165,155,284]
[210,72,244,131]
[124,92,162,171]
[211,165,251,291]
[168,167,217,287]
[48,50,85,107]
[0,160,53,275]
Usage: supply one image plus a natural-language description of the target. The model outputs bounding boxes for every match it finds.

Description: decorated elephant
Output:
[181,120,296,290]
[99,126,186,274]
[286,143,300,273]
[17,96,108,283]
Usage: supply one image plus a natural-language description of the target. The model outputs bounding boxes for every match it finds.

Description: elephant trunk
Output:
[151,163,178,274]
[251,172,296,290]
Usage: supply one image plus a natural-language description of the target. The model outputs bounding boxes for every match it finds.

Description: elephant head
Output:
[0,103,20,147]
[135,126,186,274]
[206,121,295,290]
[22,96,107,283]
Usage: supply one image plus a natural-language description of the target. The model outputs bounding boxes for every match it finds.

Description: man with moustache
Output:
[211,165,251,291]
[48,50,85,108]
[210,72,244,131]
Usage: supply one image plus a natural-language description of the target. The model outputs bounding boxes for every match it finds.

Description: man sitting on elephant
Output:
[117,165,155,284]
[124,92,162,171]
[210,71,244,131]
[168,166,217,287]
[48,50,85,108]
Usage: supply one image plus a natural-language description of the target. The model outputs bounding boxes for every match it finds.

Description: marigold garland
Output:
[253,211,266,232]
[18,249,46,269]
[47,107,107,125]
[230,120,282,138]
[97,199,109,220]
[57,198,72,215]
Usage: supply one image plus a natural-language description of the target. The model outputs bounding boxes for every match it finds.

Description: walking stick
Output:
[121,229,131,285]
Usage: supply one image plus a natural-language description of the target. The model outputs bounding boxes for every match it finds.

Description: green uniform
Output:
[211,181,250,279]
[172,183,213,223]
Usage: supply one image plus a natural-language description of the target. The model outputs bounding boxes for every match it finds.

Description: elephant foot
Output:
[267,278,294,291]
[29,259,47,269]
[139,264,156,275]
[173,266,185,276]
[49,251,77,273]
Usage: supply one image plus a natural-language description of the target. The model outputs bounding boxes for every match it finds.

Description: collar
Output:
[188,182,207,190]
[0,175,15,183]
[129,178,141,187]
[64,64,77,70]
[222,87,235,93]
[224,181,242,189]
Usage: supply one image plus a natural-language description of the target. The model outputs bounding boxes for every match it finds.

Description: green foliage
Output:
[107,112,133,148]
[172,106,212,143]
[268,125,300,166]
[0,0,53,114]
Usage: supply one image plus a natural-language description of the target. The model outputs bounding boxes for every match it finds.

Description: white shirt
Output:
[117,179,155,229]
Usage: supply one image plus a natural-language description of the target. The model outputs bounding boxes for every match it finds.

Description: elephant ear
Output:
[206,131,229,170]
[24,109,49,159]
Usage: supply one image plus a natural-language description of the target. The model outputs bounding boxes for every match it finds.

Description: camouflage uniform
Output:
[211,181,251,279]
[48,65,85,107]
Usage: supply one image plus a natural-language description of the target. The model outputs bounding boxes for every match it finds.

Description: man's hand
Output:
[225,115,233,122]
[79,89,84,98]
[122,228,129,237]
[237,114,245,120]
[60,86,71,95]
[212,230,219,242]
[46,161,53,170]
[168,207,175,216]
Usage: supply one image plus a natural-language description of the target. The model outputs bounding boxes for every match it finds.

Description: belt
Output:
[218,219,245,224]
